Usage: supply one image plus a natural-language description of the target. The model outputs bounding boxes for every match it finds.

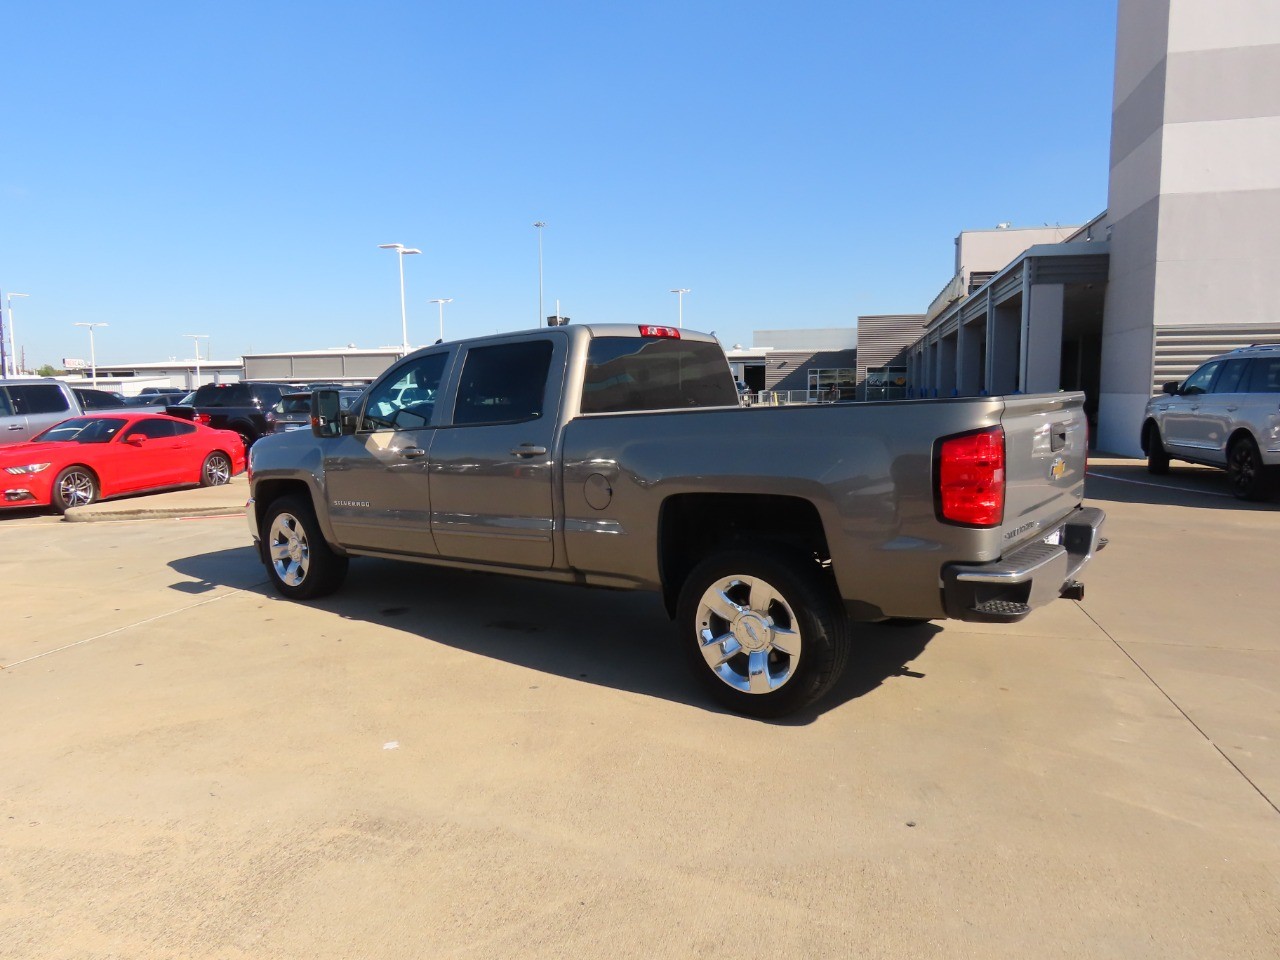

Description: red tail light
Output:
[935,426,1005,527]
[638,325,680,339]
[195,413,212,426]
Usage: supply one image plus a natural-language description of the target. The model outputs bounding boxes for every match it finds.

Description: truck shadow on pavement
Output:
[170,547,939,724]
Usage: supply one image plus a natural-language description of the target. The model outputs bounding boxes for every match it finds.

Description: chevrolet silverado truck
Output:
[246,324,1105,717]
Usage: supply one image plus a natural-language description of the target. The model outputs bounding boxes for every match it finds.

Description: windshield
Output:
[34,417,129,444]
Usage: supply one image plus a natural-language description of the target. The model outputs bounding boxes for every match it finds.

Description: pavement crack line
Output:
[1079,604,1280,817]
[1,588,253,671]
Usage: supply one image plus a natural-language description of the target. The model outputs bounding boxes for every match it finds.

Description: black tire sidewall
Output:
[1147,426,1170,475]
[1229,438,1267,500]
[676,548,848,718]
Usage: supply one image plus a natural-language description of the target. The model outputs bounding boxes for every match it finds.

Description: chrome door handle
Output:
[7,424,23,430]
[399,447,427,459]
[511,444,547,458]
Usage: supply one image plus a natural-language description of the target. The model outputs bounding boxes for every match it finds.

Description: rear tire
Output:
[261,495,348,599]
[200,451,233,487]
[676,548,850,718]
[51,466,99,514]
[1227,436,1270,501]
[1146,425,1170,475]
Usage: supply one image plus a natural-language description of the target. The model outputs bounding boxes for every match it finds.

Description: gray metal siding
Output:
[1152,324,1280,393]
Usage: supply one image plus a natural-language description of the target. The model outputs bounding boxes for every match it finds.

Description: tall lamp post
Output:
[74,322,108,387]
[670,288,691,328]
[533,221,546,326]
[184,334,209,389]
[378,243,422,355]
[6,293,29,376]
[427,298,453,342]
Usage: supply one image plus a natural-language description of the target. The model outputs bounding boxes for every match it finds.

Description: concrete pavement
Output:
[1,462,1277,959]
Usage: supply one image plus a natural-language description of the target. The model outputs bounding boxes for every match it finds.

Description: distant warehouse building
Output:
[241,347,403,385]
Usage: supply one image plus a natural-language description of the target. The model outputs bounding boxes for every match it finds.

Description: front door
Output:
[428,337,561,570]
[1161,360,1221,453]
[323,349,453,556]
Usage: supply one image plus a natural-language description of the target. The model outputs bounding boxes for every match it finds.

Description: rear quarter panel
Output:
[560,396,1028,619]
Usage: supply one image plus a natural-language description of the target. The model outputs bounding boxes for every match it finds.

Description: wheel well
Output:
[1227,428,1257,453]
[657,493,831,617]
[252,479,313,535]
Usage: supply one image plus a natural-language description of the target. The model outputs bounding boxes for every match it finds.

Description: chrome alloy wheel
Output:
[267,512,311,587]
[58,470,96,508]
[203,453,231,485]
[695,574,802,694]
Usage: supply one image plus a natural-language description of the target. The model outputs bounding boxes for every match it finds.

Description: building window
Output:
[865,365,908,401]
[807,367,856,400]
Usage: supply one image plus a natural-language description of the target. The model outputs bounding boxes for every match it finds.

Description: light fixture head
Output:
[401,248,422,255]
[378,243,402,250]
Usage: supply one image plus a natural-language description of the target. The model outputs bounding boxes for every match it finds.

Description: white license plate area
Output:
[1043,529,1062,546]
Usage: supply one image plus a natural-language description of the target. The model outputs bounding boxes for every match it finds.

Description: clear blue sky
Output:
[1,1,1117,368]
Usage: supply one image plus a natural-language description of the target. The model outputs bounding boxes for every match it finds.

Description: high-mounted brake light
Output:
[935,426,1005,527]
[638,325,680,339]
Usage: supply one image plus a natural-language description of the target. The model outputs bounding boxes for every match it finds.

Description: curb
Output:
[63,503,246,522]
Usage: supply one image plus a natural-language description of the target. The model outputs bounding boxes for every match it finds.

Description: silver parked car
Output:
[1141,344,1280,499]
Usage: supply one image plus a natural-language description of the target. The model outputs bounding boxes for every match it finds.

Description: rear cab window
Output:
[580,335,737,414]
[452,341,554,426]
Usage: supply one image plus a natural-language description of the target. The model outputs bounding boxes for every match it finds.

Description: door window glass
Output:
[1213,359,1250,394]
[1180,362,1220,396]
[1244,357,1280,393]
[123,419,177,440]
[9,384,72,415]
[0,389,13,417]
[361,352,449,432]
[453,341,553,426]
[172,421,197,436]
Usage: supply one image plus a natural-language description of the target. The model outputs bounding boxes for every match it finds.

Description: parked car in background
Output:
[1,378,84,446]
[1141,343,1280,500]
[136,390,190,407]
[267,389,364,434]
[166,381,293,451]
[72,387,149,411]
[0,413,245,513]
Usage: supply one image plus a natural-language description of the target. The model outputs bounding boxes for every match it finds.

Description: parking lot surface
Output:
[2,461,1278,959]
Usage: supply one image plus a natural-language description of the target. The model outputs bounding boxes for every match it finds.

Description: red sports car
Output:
[0,413,246,514]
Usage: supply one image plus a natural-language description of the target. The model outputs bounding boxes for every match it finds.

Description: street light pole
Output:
[74,322,108,387]
[533,221,546,326]
[670,288,690,328]
[6,293,29,377]
[427,298,453,342]
[184,334,209,389]
[378,243,422,355]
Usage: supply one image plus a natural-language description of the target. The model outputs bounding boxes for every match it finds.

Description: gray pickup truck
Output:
[246,324,1105,716]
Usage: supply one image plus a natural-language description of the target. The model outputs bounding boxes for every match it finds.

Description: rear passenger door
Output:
[1195,358,1250,463]
[428,337,563,570]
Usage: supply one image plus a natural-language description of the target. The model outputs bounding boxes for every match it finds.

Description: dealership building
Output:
[894,0,1280,454]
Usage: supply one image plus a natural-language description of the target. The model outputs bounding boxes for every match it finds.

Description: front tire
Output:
[1227,436,1271,501]
[261,496,348,599]
[200,451,232,487]
[676,549,850,718]
[52,466,99,514]
[1146,425,1170,475]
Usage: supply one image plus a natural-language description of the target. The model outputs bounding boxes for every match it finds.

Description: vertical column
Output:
[1023,283,1065,394]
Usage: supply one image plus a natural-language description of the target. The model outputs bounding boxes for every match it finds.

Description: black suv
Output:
[167,382,293,450]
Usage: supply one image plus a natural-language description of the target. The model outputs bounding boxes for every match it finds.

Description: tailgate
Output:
[998,393,1088,550]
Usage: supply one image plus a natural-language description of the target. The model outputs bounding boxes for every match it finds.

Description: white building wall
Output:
[1099,0,1280,454]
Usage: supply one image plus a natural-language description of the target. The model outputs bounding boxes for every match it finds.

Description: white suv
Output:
[1141,344,1280,500]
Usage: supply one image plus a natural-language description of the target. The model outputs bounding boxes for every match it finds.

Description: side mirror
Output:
[1161,381,1181,396]
[125,435,147,447]
[311,390,344,438]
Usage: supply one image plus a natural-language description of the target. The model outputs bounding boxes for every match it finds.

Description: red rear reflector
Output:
[936,427,1005,527]
[638,325,680,339]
